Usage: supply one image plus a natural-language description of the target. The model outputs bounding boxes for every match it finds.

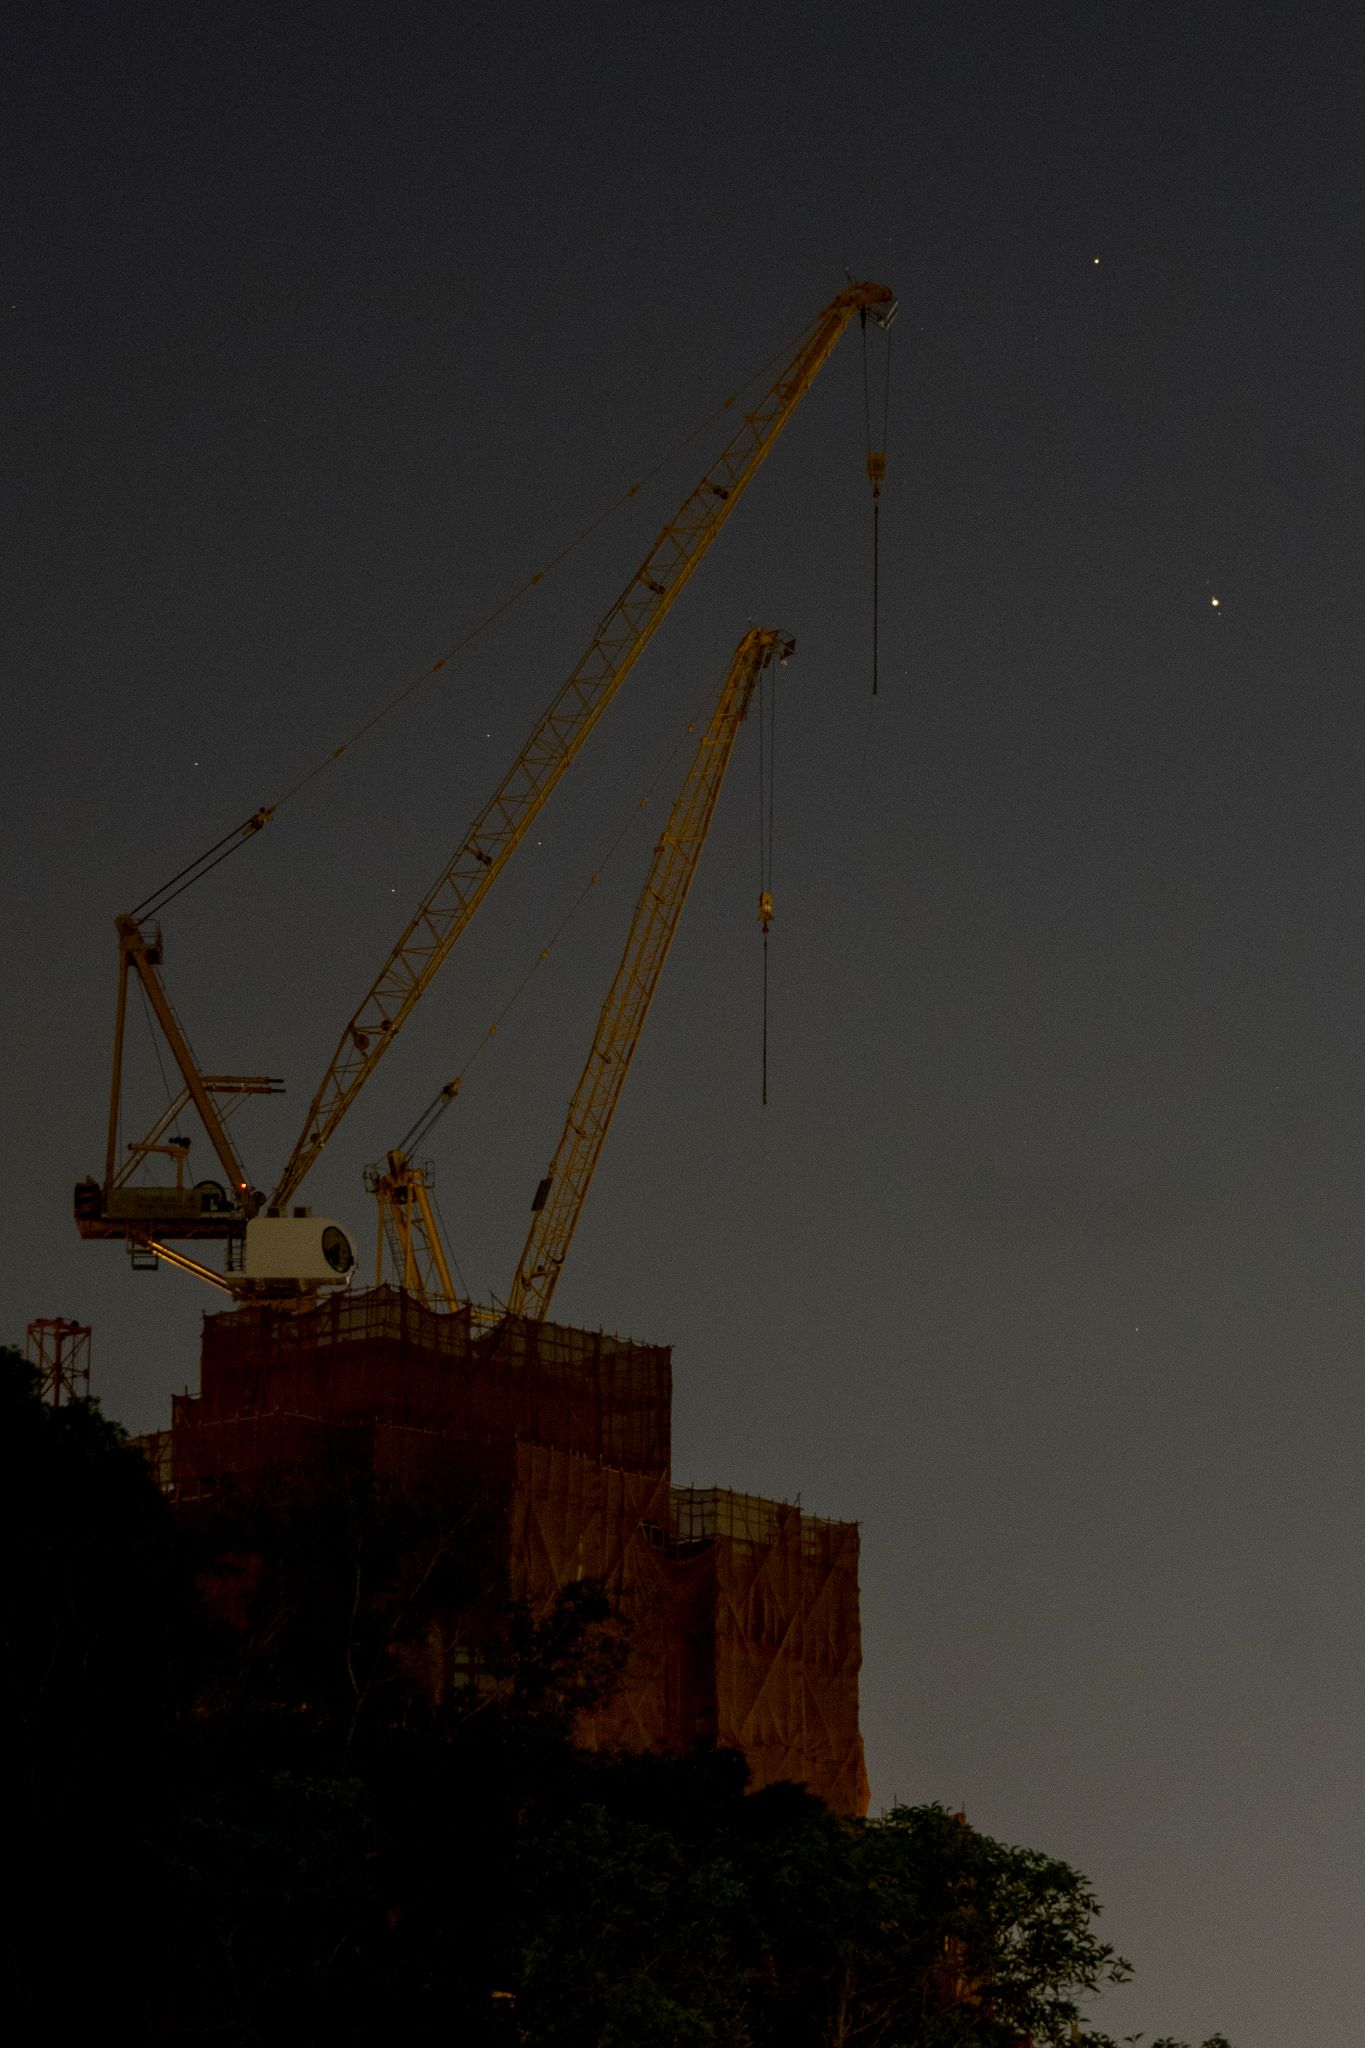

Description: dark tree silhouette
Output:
[0,1347,1229,2048]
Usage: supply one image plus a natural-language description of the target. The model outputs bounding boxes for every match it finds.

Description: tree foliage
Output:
[0,1347,1228,2047]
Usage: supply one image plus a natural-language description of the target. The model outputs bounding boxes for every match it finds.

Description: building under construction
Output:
[90,285,896,1822]
[145,1285,868,1814]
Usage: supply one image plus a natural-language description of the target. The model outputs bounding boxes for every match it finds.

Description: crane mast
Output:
[75,913,281,1245]
[364,1148,460,1310]
[507,626,790,1321]
[272,280,895,1210]
[104,915,255,1203]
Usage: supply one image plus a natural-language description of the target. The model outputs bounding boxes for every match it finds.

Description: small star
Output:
[1210,596,1221,608]
[1092,256,1100,266]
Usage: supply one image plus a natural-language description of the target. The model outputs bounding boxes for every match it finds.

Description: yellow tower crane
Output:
[364,1146,460,1311]
[270,281,895,1214]
[76,280,894,1292]
[507,626,792,1321]
[368,627,791,1315]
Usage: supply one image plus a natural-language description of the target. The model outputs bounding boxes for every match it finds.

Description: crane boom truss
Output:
[366,1148,460,1310]
[107,914,253,1204]
[272,281,895,1209]
[507,626,787,1320]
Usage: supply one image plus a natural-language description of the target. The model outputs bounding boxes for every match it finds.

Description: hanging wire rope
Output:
[757,659,768,891]
[858,309,892,698]
[137,977,176,1117]
[856,664,878,793]
[757,664,778,1106]
[854,325,894,790]
[876,318,893,696]
[765,667,778,897]
[129,317,825,924]
[871,493,881,697]
[430,1184,473,1307]
[860,307,874,453]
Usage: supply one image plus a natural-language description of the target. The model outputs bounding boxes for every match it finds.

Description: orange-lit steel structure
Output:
[26,1317,92,1405]
[146,1286,867,1813]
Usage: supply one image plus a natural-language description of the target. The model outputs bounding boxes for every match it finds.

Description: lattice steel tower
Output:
[26,1318,92,1405]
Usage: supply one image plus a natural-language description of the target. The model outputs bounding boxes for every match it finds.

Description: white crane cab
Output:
[242,1213,357,1287]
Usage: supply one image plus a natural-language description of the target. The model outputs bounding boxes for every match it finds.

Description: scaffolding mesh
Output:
[669,1486,868,1814]
[670,1487,847,1555]
[131,1428,173,1491]
[196,1284,670,1475]
[164,1287,866,1813]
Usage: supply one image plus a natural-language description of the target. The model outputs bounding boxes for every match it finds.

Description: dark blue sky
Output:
[6,3,1364,2038]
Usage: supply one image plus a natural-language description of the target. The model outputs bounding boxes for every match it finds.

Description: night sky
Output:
[5,3,1363,2038]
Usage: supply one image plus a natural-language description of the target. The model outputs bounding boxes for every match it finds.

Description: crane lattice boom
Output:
[507,626,790,1320]
[273,281,895,1209]
[365,1148,460,1311]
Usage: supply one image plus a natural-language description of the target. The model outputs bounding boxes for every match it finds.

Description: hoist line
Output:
[855,665,877,792]
[874,321,893,698]
[859,305,873,453]
[757,662,767,886]
[757,663,778,1108]
[124,315,825,924]
[136,978,176,1124]
[431,1184,472,1307]
[859,303,893,700]
[756,670,767,1106]
[872,495,881,697]
[765,664,778,891]
[761,932,770,1109]
[756,662,778,894]
[396,669,729,1157]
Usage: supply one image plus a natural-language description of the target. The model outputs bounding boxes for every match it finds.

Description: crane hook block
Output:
[866,450,887,492]
[758,890,774,933]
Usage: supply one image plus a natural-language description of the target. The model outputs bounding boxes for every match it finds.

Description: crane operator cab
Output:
[240,1212,357,1291]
